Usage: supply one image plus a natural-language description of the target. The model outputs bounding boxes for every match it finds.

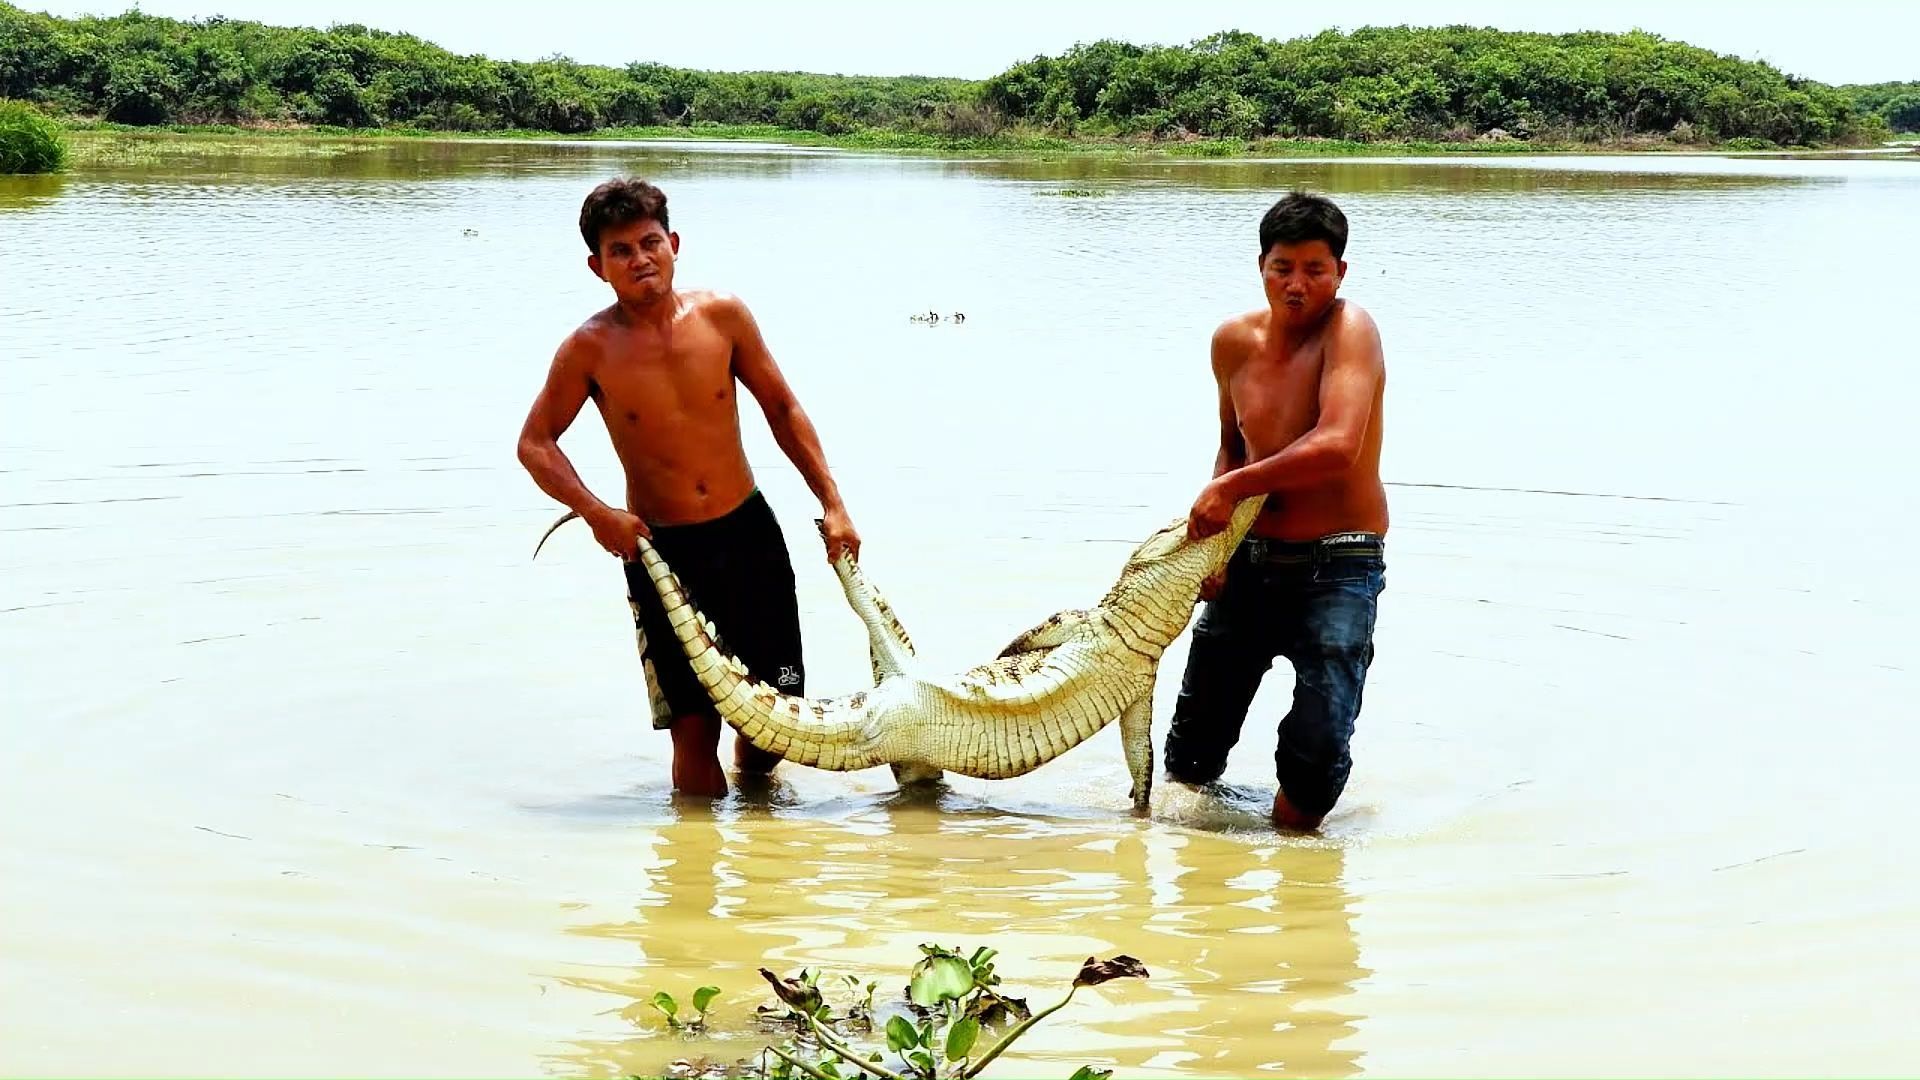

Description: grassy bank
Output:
[63,118,1869,167]
[1,100,66,172]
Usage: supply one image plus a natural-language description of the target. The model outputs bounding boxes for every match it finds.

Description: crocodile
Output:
[620,495,1265,811]
[530,511,935,765]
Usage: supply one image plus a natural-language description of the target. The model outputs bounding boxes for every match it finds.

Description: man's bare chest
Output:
[591,333,735,411]
[1230,348,1325,436]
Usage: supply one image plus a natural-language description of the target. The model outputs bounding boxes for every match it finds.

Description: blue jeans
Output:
[1163,532,1386,817]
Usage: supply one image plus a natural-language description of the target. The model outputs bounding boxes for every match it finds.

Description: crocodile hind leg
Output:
[1120,682,1155,813]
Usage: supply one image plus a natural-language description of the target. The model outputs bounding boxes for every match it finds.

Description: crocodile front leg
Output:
[890,762,945,786]
[1120,681,1155,814]
[997,609,1093,657]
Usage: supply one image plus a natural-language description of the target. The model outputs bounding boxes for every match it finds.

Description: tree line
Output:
[0,2,1907,146]
[1843,81,1920,134]
[980,28,1899,145]
[0,3,977,135]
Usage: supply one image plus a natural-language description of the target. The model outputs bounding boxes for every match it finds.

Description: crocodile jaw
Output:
[1098,496,1265,650]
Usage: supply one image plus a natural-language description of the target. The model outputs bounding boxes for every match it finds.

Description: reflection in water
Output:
[53,131,812,187]
[43,131,1851,197]
[550,793,1365,1079]
[0,172,69,212]
[948,153,1828,195]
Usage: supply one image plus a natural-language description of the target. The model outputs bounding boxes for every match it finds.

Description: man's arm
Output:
[1222,308,1382,498]
[720,296,860,560]
[515,337,648,558]
[1199,324,1249,595]
[1211,322,1248,480]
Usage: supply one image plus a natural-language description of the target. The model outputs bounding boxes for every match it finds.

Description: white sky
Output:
[25,0,1918,85]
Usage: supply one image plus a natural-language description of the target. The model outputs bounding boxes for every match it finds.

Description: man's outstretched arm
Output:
[516,339,648,558]
[722,295,860,560]
[1198,324,1251,595]
[1210,322,1249,481]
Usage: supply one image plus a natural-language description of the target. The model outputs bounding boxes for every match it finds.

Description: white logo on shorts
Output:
[777,665,801,687]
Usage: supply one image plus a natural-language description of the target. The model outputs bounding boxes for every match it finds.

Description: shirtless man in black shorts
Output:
[516,178,861,797]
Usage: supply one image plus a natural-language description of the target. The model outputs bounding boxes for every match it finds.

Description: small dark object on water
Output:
[1074,954,1149,987]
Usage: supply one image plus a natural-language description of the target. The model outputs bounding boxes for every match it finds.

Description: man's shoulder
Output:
[549,307,606,353]
[1221,305,1267,334]
[1325,300,1383,360]
[1329,298,1378,332]
[556,307,620,364]
[679,288,750,323]
[1215,308,1267,339]
[1210,309,1266,370]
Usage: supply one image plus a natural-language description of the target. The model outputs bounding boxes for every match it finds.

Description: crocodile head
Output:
[1095,496,1265,643]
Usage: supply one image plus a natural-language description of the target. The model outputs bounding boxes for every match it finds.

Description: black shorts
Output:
[621,489,806,725]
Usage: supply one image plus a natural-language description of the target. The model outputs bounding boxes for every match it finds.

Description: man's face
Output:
[1259,239,1345,326]
[589,218,678,304]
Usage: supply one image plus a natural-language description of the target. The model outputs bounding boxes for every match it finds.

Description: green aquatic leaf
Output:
[886,1015,920,1053]
[909,954,974,1006]
[945,1016,980,1059]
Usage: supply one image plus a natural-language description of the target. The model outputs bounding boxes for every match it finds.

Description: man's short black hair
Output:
[580,177,669,253]
[1259,191,1348,260]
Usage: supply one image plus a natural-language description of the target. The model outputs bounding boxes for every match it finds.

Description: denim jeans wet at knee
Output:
[1273,554,1384,816]
[1162,541,1385,806]
[1163,583,1275,784]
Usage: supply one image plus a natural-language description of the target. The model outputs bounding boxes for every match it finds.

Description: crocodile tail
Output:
[634,538,882,772]
[532,510,580,561]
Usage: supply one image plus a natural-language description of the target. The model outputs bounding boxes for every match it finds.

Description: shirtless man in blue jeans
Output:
[1173,191,1389,832]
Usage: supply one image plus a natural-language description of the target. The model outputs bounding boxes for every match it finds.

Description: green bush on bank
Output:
[0,98,66,172]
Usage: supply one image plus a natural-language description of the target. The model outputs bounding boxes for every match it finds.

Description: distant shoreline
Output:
[11,7,1909,166]
[58,120,1920,163]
